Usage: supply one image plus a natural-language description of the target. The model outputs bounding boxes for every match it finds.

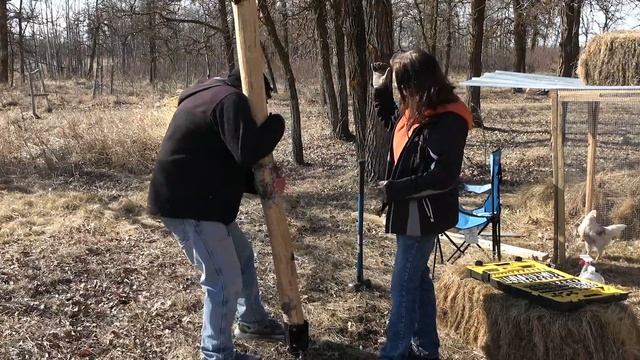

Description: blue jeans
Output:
[162,218,269,360]
[380,234,440,360]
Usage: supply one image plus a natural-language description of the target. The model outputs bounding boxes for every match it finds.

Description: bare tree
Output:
[0,0,8,83]
[331,0,352,141]
[147,0,157,84]
[365,0,394,180]
[258,0,304,165]
[313,0,343,140]
[443,0,455,76]
[17,0,25,84]
[429,0,439,55]
[513,0,526,73]
[216,0,234,72]
[260,40,278,93]
[559,0,583,77]
[466,0,486,127]
[345,0,369,158]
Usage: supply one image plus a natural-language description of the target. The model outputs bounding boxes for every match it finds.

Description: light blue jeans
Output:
[380,234,440,360]
[162,218,269,360]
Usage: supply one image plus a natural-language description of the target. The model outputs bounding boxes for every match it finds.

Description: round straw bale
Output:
[577,31,640,86]
[436,265,640,360]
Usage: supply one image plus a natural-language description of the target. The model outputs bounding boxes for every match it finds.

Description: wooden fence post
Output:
[585,101,599,214]
[231,0,308,355]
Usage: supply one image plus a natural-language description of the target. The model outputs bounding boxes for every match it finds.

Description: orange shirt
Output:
[392,100,473,164]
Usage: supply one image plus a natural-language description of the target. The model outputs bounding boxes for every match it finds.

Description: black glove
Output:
[371,63,395,130]
[265,112,285,127]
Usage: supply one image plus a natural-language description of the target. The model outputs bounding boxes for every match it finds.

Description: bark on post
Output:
[231,0,308,354]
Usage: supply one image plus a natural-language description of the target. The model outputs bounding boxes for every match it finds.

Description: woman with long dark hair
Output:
[372,49,473,360]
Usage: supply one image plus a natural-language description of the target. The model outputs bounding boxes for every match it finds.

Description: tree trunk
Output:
[92,36,100,98]
[258,0,304,165]
[465,0,486,127]
[121,38,127,76]
[331,0,352,140]
[513,0,526,73]
[429,0,439,56]
[558,0,583,77]
[365,0,394,180]
[18,0,25,84]
[49,0,63,77]
[148,0,157,85]
[530,13,540,50]
[217,0,235,72]
[413,0,430,49]
[443,0,454,77]
[279,0,289,53]
[87,0,100,78]
[313,0,343,140]
[0,0,8,83]
[345,0,369,159]
[203,29,211,79]
[260,41,278,93]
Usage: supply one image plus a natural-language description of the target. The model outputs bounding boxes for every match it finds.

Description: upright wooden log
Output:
[551,91,566,266]
[27,68,39,119]
[231,0,308,355]
[585,102,599,214]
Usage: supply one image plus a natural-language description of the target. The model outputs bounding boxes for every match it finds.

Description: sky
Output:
[35,0,640,43]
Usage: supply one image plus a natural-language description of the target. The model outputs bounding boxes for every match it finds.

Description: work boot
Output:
[234,318,285,340]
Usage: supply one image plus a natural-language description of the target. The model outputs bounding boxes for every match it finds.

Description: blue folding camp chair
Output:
[431,149,503,273]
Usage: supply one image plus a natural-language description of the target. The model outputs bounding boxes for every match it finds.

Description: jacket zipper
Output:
[422,198,435,222]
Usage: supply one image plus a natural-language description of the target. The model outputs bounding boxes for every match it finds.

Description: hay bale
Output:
[578,31,640,86]
[436,266,640,360]
[612,197,640,240]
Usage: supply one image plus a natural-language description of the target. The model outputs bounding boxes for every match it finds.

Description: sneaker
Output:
[233,351,262,360]
[408,343,439,360]
[234,318,285,340]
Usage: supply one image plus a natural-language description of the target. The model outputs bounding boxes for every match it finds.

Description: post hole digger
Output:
[351,159,373,291]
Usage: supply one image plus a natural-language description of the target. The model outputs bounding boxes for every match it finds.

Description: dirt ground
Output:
[1,80,639,359]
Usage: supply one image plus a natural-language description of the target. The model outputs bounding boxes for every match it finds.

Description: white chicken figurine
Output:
[578,255,605,284]
[577,210,626,261]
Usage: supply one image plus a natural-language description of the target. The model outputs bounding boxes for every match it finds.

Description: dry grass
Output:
[578,31,640,86]
[1,82,640,359]
[0,84,172,177]
[436,266,640,360]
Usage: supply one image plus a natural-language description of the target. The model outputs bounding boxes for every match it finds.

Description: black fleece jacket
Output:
[148,74,284,224]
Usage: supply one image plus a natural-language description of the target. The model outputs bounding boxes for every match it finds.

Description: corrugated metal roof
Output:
[461,70,640,90]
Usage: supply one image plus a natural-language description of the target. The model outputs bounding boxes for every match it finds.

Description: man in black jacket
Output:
[148,69,285,360]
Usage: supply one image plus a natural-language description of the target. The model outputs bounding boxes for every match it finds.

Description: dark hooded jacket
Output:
[147,72,284,224]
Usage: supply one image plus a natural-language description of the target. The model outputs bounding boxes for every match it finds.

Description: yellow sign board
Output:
[467,260,629,311]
